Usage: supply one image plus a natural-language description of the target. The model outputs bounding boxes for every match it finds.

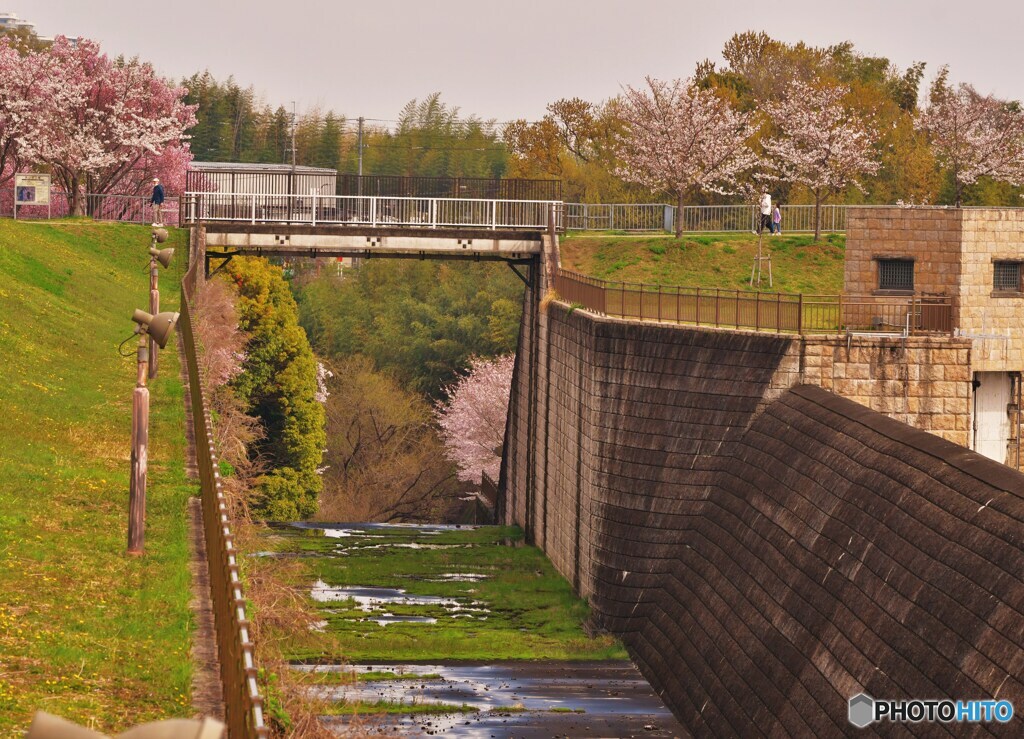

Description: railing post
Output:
[250,195,256,225]
[431,198,437,228]
[798,293,804,334]
[371,197,377,227]
[312,194,317,226]
[715,288,721,326]
[696,287,701,326]
[491,200,497,230]
[755,291,761,331]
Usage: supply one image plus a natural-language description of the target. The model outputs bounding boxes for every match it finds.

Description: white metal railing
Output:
[0,189,179,226]
[182,192,560,231]
[565,203,852,233]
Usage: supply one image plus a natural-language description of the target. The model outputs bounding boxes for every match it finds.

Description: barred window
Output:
[993,261,1022,292]
[878,259,914,291]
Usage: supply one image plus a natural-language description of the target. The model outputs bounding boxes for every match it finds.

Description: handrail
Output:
[179,191,563,231]
[552,267,954,337]
[179,257,269,738]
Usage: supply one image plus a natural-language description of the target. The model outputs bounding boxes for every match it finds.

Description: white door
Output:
[973,372,1011,464]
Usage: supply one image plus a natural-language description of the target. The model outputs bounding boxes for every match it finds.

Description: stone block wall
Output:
[801,336,972,446]
[960,209,1024,372]
[844,207,964,296]
[502,297,1024,736]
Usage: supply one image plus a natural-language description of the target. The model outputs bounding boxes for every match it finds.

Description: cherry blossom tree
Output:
[917,69,1024,206]
[435,355,514,485]
[0,39,49,187]
[761,80,880,241]
[616,76,759,237]
[17,37,196,215]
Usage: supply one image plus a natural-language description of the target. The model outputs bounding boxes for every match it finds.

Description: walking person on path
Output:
[772,204,782,235]
[150,177,165,226]
[756,191,772,234]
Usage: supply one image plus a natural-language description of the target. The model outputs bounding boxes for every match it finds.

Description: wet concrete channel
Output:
[271,523,687,737]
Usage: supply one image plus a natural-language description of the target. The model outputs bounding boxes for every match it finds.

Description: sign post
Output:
[14,173,52,220]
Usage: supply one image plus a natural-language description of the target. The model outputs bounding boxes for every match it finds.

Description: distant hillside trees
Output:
[2,36,195,213]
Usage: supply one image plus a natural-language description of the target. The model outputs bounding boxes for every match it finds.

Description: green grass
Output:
[560,231,846,294]
[269,525,627,663]
[0,219,193,736]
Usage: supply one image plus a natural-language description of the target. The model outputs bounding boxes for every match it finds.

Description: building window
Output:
[993,261,1022,292]
[877,258,914,291]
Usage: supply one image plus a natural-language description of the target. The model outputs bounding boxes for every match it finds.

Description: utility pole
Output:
[357,116,365,177]
[291,101,297,171]
[147,233,160,379]
[127,327,149,555]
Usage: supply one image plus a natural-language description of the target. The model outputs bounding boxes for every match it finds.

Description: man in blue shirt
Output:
[150,177,165,226]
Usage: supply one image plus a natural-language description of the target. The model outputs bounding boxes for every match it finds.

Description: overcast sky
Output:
[22,0,1024,124]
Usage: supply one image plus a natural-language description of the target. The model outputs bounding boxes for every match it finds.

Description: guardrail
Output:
[181,192,560,231]
[179,262,269,738]
[553,268,953,336]
[0,189,179,226]
[564,203,851,233]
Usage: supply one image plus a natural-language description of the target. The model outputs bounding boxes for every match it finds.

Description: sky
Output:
[21,0,1024,125]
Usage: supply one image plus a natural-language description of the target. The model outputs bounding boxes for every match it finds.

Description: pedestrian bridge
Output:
[182,192,559,264]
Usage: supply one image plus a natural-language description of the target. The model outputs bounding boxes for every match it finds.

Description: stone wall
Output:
[844,207,963,296]
[503,298,1024,735]
[960,209,1024,372]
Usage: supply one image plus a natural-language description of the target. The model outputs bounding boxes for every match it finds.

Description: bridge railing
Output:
[181,192,562,231]
[564,203,852,233]
[179,259,269,738]
[0,188,179,225]
[553,268,953,336]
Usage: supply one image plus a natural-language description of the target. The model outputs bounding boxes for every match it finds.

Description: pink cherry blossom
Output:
[917,76,1024,206]
[435,355,514,484]
[616,76,759,236]
[760,80,880,240]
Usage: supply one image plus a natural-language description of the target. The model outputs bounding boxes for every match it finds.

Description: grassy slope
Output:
[0,220,193,736]
[560,231,847,294]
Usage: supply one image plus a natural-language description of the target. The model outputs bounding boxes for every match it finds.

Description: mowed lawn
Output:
[560,231,847,294]
[0,220,194,736]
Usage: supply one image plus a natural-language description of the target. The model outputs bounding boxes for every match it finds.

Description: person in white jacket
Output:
[757,191,772,234]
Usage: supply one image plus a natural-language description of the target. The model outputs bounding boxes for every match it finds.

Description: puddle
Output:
[335,542,471,551]
[297,661,687,737]
[311,582,463,609]
[426,573,490,583]
[361,614,438,626]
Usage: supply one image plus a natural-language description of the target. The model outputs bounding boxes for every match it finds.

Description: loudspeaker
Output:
[152,228,169,243]
[149,247,175,268]
[131,310,180,349]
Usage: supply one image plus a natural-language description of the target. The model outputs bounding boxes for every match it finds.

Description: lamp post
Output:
[127,309,179,555]
[148,228,171,379]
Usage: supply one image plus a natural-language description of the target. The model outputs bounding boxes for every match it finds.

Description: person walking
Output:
[150,177,165,226]
[772,204,782,236]
[756,191,772,234]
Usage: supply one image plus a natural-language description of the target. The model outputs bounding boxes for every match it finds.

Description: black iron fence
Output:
[553,268,953,336]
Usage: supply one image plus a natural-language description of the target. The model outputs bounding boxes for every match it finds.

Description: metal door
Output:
[973,372,1011,463]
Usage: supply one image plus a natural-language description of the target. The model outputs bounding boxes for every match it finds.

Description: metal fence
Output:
[565,203,851,233]
[553,268,952,336]
[179,263,269,738]
[0,189,179,225]
[181,191,558,230]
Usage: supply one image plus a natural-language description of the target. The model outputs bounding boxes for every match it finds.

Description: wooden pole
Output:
[127,333,150,555]
[148,257,159,379]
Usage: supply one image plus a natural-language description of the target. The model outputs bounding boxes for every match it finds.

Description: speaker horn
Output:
[149,247,175,269]
[151,228,169,243]
[131,309,180,349]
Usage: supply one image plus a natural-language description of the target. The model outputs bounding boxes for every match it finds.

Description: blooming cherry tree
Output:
[616,76,758,237]
[17,37,196,215]
[917,71,1024,206]
[435,355,514,485]
[761,80,880,241]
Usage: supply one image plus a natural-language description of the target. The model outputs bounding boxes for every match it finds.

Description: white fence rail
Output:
[182,192,558,230]
[566,203,850,233]
[0,189,179,226]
